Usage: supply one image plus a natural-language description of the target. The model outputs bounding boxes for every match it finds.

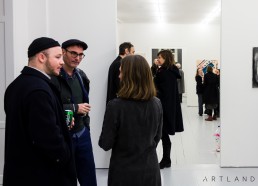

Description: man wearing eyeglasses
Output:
[51,39,97,186]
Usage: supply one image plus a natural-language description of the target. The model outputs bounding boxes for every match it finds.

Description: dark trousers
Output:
[71,127,97,186]
[215,100,220,117]
[205,105,218,117]
[161,132,171,160]
[197,94,203,115]
[179,94,183,103]
[206,109,217,116]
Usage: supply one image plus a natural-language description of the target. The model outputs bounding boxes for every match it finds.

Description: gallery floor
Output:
[95,96,258,186]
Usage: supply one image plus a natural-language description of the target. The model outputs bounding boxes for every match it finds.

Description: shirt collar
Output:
[28,66,51,79]
[60,68,78,79]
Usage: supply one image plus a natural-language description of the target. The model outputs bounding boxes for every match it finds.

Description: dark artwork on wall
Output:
[152,48,182,67]
[252,47,258,88]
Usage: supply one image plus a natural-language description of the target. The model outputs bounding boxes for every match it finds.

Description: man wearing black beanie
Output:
[3,37,77,186]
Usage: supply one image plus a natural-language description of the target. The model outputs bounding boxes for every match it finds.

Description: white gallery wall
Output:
[0,0,6,180]
[118,23,220,106]
[220,0,258,167]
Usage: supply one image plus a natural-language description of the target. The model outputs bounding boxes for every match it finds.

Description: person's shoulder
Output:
[151,96,162,105]
[108,57,121,74]
[106,98,124,110]
[167,66,181,78]
[196,75,201,80]
[107,98,123,105]
[114,55,122,61]
[111,56,121,65]
[76,68,86,75]
[76,68,89,80]
[151,97,163,111]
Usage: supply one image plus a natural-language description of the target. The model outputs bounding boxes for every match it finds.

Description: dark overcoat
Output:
[177,69,185,94]
[203,72,219,104]
[3,67,77,186]
[195,75,204,94]
[154,65,184,135]
[106,56,122,104]
[99,97,163,186]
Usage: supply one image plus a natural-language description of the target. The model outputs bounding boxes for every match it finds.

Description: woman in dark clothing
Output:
[195,68,204,116]
[214,69,220,117]
[203,66,219,121]
[99,55,163,186]
[153,50,184,169]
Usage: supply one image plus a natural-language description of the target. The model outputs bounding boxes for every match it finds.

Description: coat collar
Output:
[21,66,51,82]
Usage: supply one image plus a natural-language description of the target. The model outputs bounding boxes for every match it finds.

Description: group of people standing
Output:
[4,38,184,186]
[4,37,96,186]
[195,66,220,121]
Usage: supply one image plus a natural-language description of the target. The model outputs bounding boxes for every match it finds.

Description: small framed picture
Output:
[252,47,258,88]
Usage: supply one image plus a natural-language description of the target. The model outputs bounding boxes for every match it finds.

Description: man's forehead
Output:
[48,46,62,54]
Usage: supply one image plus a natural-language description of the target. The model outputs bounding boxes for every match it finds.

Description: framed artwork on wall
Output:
[196,59,219,74]
[252,47,258,88]
[152,48,183,66]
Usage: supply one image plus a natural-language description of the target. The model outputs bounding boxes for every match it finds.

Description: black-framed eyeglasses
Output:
[65,49,85,59]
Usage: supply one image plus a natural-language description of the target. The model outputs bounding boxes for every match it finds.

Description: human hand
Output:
[68,117,75,130]
[77,103,91,115]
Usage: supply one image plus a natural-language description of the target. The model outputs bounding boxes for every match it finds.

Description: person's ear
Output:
[37,52,46,63]
[62,48,66,55]
[125,48,129,55]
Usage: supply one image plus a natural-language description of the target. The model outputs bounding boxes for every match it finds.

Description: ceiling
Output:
[117,0,221,24]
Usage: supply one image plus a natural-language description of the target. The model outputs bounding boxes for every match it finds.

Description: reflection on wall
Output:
[152,48,182,66]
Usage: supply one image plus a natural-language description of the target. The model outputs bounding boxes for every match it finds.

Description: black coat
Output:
[195,75,204,94]
[106,56,122,104]
[177,69,185,94]
[154,65,184,135]
[99,97,163,186]
[3,67,77,186]
[203,71,219,104]
[51,68,91,131]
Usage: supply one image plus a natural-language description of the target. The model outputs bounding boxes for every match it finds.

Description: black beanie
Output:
[28,37,60,58]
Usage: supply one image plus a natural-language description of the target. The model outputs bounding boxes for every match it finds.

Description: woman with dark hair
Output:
[203,66,219,121]
[153,50,184,169]
[99,55,163,186]
[195,68,204,116]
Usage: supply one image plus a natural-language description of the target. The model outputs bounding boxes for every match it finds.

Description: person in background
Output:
[151,58,160,77]
[153,50,184,169]
[99,55,163,186]
[3,37,77,186]
[106,42,135,105]
[214,68,220,117]
[203,66,219,121]
[195,68,204,116]
[51,39,97,186]
[175,63,185,103]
